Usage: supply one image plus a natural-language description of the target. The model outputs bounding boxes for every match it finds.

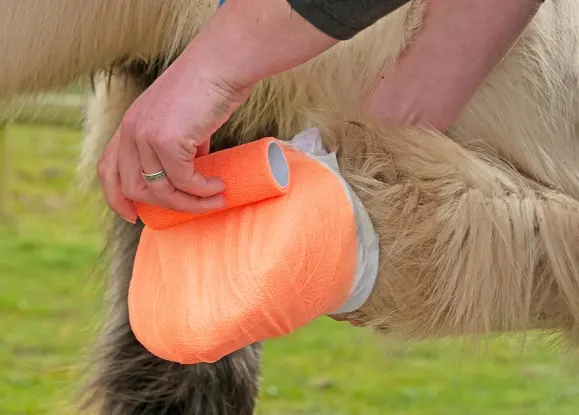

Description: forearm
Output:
[366,0,544,131]
[178,0,339,88]
[171,0,413,89]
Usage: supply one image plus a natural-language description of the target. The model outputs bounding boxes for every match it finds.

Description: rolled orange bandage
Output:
[129,137,359,364]
[135,137,291,230]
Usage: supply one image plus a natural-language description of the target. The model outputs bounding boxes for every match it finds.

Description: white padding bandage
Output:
[288,128,379,314]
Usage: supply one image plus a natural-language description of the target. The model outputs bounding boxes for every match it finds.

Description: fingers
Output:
[141,176,226,214]
[97,129,137,224]
[106,90,228,217]
[117,127,151,204]
[110,120,225,216]
[150,135,224,197]
[136,135,225,214]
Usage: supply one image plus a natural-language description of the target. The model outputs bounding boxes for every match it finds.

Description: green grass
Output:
[2,123,579,414]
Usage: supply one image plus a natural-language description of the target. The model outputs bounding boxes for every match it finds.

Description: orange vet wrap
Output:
[129,138,358,364]
[135,137,290,230]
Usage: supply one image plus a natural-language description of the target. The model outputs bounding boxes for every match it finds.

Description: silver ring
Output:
[142,169,167,182]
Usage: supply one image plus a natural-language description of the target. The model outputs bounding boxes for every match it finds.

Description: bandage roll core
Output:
[135,137,291,230]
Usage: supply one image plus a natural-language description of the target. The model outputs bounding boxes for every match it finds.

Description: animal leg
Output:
[78,70,262,415]
[324,120,579,341]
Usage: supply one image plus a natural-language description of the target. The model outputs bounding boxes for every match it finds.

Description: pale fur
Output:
[0,0,219,99]
[3,0,579,413]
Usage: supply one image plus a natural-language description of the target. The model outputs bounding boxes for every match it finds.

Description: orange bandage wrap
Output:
[129,137,359,364]
[134,138,291,230]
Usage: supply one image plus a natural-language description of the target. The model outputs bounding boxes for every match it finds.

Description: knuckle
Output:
[150,185,172,202]
[135,126,156,144]
[120,183,137,201]
[148,123,183,147]
[120,187,132,200]
[149,130,175,149]
[105,198,122,211]
[120,113,137,136]
[121,111,156,146]
[136,126,168,150]
[151,187,189,211]
[96,155,111,179]
[170,175,190,190]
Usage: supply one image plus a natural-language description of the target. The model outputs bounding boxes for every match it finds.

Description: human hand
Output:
[97,56,251,224]
[97,0,339,224]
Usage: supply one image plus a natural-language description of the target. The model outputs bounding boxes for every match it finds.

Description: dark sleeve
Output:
[287,0,412,40]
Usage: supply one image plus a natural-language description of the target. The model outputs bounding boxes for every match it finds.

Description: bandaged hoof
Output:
[128,130,378,364]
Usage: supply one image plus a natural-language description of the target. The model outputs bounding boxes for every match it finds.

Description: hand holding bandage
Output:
[129,129,379,364]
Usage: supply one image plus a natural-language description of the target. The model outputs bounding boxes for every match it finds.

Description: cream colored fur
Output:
[3,0,579,412]
[81,0,579,340]
[0,0,217,98]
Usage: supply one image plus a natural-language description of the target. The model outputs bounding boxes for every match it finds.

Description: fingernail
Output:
[121,215,137,225]
[212,194,226,208]
[208,194,226,210]
[207,177,226,193]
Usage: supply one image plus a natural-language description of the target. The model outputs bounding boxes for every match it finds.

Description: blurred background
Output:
[1,86,579,415]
